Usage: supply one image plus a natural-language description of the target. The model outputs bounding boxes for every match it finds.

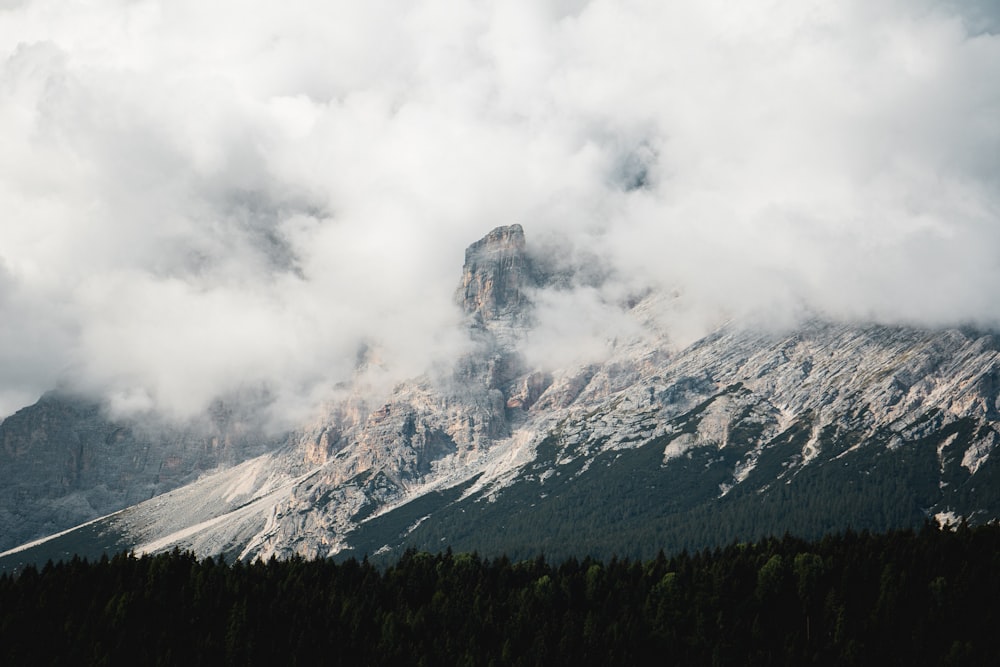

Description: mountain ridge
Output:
[3,225,1000,568]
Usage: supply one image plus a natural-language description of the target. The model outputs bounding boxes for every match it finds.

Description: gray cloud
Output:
[0,0,998,420]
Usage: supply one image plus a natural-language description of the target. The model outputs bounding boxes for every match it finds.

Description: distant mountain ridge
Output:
[0,391,283,553]
[3,225,1000,569]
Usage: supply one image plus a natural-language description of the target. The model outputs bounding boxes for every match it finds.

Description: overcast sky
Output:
[1,0,998,421]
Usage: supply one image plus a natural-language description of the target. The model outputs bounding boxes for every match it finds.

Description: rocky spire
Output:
[457,224,531,323]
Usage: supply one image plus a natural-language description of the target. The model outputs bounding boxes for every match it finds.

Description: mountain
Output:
[0,390,284,553]
[3,224,1000,569]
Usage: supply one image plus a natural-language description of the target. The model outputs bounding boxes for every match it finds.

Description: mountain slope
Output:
[3,225,999,568]
[346,322,1000,561]
[0,392,285,552]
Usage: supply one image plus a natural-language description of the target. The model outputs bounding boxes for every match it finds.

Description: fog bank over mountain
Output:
[1,0,998,420]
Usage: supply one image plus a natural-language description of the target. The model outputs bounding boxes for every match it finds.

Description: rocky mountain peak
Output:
[457,224,531,323]
[8,224,1000,571]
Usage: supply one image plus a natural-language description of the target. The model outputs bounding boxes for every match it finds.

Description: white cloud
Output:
[0,0,998,420]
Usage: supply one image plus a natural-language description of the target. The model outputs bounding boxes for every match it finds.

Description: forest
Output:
[3,522,999,665]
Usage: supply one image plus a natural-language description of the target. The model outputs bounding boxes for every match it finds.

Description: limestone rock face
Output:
[0,393,281,551]
[227,249,1000,561]
[7,220,543,550]
[240,226,550,559]
[457,224,532,324]
[8,224,1000,568]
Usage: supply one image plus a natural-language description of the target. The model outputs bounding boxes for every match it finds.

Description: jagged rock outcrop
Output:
[236,233,1000,562]
[457,223,532,325]
[242,226,542,559]
[5,226,1000,569]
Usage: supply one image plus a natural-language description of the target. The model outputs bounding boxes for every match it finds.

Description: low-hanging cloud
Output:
[0,0,998,421]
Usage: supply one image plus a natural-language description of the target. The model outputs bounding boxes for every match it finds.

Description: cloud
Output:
[0,0,998,420]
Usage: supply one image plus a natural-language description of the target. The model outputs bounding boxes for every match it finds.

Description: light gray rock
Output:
[6,226,1000,564]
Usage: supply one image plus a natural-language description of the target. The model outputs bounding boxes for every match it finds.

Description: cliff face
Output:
[5,225,1000,568]
[0,392,281,551]
[237,229,1000,561]
[0,224,546,558]
[242,226,541,558]
[457,224,532,324]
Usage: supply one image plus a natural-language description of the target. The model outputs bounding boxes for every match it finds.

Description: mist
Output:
[1,0,998,421]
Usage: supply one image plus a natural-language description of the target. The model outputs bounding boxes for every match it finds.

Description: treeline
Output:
[367,426,961,565]
[2,523,999,665]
